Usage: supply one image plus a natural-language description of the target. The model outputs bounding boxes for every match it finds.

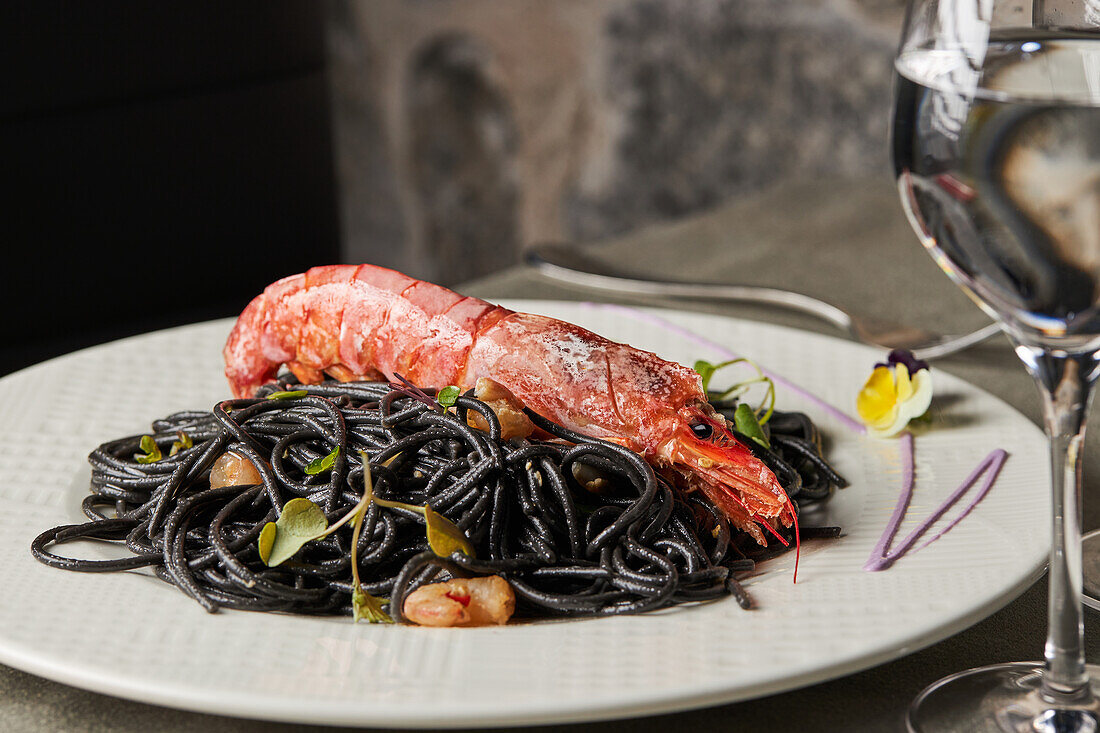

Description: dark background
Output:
[1,2,341,376]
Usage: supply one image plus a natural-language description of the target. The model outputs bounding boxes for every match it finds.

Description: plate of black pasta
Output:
[0,301,1049,728]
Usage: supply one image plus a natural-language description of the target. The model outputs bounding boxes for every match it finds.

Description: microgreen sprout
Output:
[257,498,329,566]
[257,449,475,623]
[305,446,340,475]
[349,455,393,623]
[258,453,392,622]
[694,358,776,424]
[353,586,391,624]
[424,505,475,558]
[733,403,770,448]
[693,359,722,392]
[169,431,192,457]
[266,389,308,400]
[134,435,162,464]
[437,385,461,409]
[364,473,474,558]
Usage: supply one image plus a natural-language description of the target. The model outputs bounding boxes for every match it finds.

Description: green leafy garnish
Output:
[257,521,277,563]
[258,497,330,566]
[254,453,394,623]
[694,359,722,392]
[360,454,476,560]
[353,587,393,624]
[734,403,770,449]
[365,495,475,559]
[350,452,392,623]
[437,385,461,409]
[266,389,308,400]
[305,446,340,475]
[134,435,162,464]
[425,504,475,557]
[255,448,474,623]
[169,431,192,457]
[694,358,776,424]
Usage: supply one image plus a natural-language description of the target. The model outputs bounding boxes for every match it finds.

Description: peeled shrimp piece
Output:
[209,452,263,488]
[403,576,515,627]
[466,377,536,441]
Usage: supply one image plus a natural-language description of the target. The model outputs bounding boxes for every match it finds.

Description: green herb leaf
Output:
[257,521,277,564]
[266,389,308,400]
[352,587,394,624]
[134,435,162,464]
[734,403,770,449]
[169,431,193,457]
[437,385,461,409]
[424,504,475,558]
[696,357,776,424]
[695,358,748,395]
[347,452,394,623]
[356,450,472,560]
[261,498,329,566]
[693,360,718,391]
[305,446,340,475]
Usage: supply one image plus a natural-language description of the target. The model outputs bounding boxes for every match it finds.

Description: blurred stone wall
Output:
[327,0,905,286]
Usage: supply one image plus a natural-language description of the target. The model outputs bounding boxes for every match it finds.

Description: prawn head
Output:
[663,402,797,546]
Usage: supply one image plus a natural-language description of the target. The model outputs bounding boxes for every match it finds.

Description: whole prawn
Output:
[223,264,796,544]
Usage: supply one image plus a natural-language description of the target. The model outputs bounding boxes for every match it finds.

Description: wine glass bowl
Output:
[893,1,1100,730]
[895,32,1100,346]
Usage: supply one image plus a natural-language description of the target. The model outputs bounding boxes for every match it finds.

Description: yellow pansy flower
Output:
[856,351,933,437]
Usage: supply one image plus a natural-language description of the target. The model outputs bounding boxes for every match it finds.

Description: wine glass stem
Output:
[1023,346,1100,703]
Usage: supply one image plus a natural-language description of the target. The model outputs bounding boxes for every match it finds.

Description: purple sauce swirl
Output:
[864,434,1008,571]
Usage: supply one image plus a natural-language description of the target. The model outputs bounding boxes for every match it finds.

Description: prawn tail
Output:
[223,264,511,398]
[224,288,280,399]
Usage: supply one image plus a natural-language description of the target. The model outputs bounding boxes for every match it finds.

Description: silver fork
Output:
[526,243,1002,361]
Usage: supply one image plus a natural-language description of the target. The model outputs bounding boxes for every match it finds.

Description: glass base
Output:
[906,662,1100,732]
[1082,529,1100,612]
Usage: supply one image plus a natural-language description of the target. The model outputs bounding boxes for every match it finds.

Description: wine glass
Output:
[893,0,1100,729]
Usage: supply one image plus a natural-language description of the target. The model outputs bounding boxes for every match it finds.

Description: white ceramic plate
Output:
[0,301,1048,728]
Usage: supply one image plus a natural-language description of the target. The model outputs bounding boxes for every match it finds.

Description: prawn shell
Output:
[222,263,793,536]
[462,313,701,454]
[223,265,510,398]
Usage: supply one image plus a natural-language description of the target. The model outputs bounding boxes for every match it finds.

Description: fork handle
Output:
[528,255,855,333]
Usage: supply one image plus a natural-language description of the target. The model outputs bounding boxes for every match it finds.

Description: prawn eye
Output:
[690,422,713,439]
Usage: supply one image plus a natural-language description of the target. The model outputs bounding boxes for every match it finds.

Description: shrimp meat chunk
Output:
[208,451,262,488]
[402,576,516,627]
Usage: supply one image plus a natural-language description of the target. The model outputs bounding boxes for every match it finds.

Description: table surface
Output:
[3,176,1094,732]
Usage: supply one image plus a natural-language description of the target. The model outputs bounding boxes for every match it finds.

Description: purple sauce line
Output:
[863,431,917,571]
[579,302,1010,571]
[581,302,867,433]
[864,435,1008,571]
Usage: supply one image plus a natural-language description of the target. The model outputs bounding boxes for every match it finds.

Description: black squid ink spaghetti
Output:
[31,378,845,624]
